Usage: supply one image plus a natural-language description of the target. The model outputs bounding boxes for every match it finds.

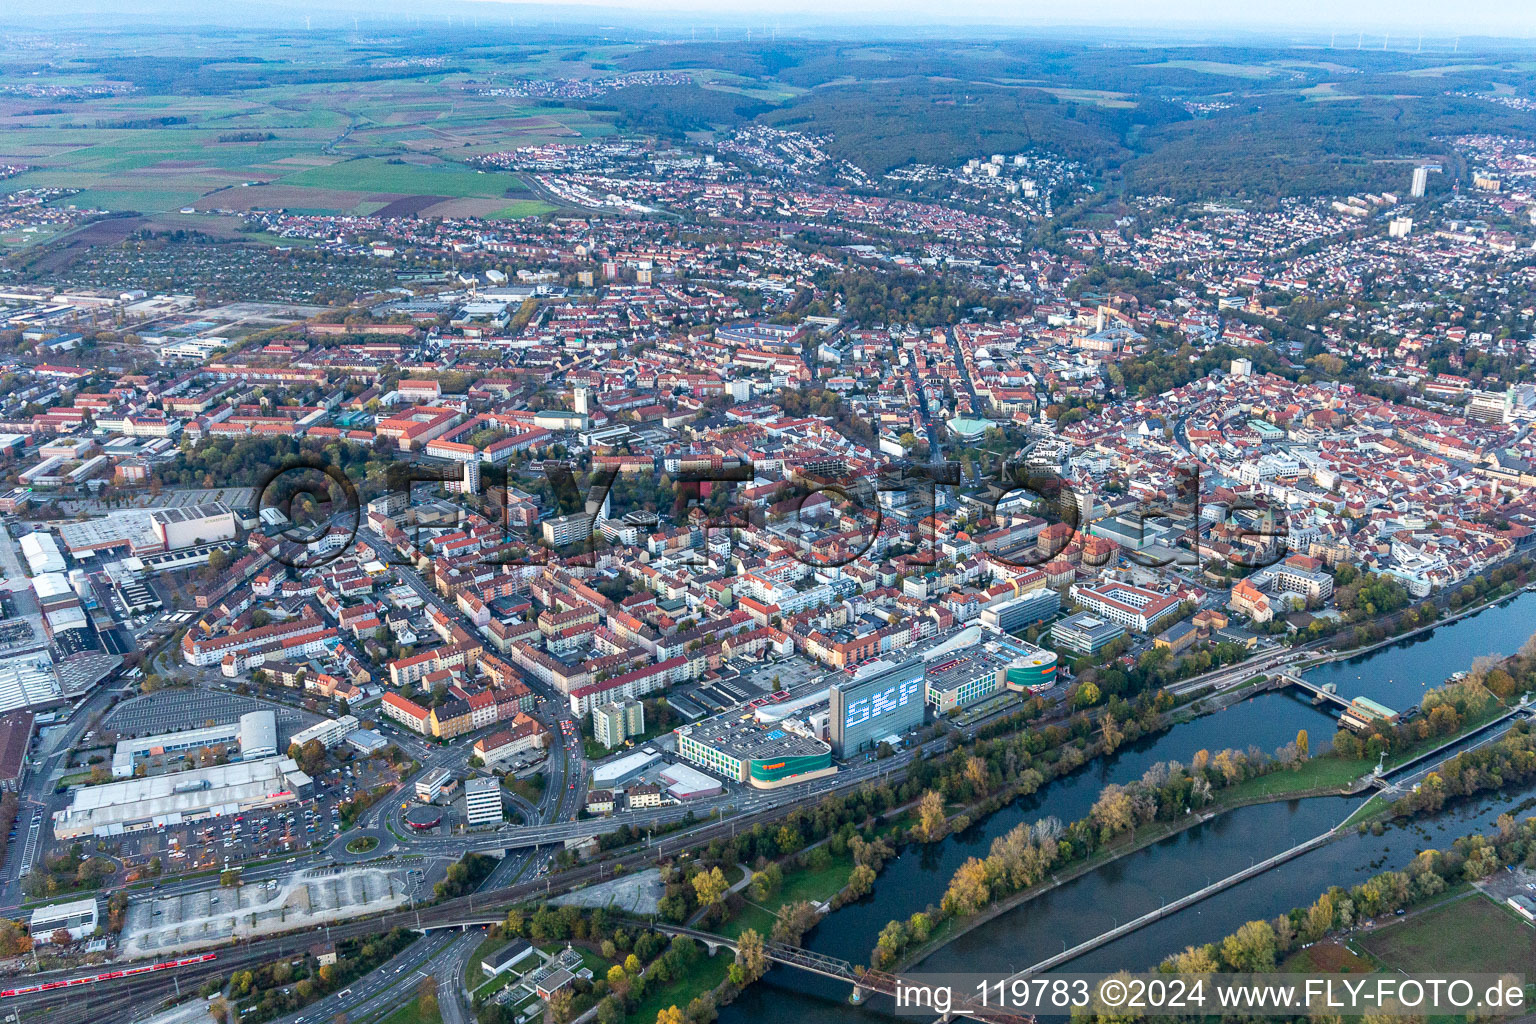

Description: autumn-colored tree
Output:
[691,865,729,907]
[1295,729,1309,759]
[416,976,438,1021]
[914,789,948,842]
[548,991,576,1024]
[941,857,990,916]
[734,928,769,984]
[1101,714,1124,753]
[1219,919,1277,972]
[1162,943,1220,973]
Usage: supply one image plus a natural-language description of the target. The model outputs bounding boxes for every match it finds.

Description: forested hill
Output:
[598,38,1536,199]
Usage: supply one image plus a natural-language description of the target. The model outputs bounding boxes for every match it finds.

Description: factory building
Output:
[827,656,926,758]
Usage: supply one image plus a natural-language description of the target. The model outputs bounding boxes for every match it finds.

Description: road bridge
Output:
[1275,673,1352,711]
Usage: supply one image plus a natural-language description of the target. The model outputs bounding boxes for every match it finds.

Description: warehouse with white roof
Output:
[54,755,312,839]
[19,532,65,574]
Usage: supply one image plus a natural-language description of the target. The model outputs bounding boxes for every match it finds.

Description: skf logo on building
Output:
[762,762,786,771]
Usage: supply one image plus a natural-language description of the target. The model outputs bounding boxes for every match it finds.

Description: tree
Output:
[656,1007,687,1024]
[1220,919,1277,972]
[416,977,438,1021]
[771,900,822,947]
[1073,682,1102,708]
[0,919,29,957]
[751,862,783,902]
[941,857,990,916]
[50,927,72,947]
[1295,729,1309,759]
[691,865,729,907]
[734,928,769,984]
[548,990,576,1024]
[914,789,948,842]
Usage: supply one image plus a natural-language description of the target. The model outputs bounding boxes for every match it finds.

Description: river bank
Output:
[713,589,1536,1024]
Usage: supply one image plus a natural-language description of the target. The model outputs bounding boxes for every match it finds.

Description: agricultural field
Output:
[1357,894,1536,974]
[0,53,602,218]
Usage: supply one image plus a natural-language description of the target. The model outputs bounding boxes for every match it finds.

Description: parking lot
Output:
[669,655,824,719]
[104,689,308,738]
[112,792,348,876]
[120,863,419,957]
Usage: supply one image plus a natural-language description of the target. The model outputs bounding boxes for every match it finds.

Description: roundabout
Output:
[328,827,393,863]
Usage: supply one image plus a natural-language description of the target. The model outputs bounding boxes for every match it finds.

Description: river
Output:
[715,590,1536,1024]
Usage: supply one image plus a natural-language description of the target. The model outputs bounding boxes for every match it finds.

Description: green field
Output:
[720,852,852,940]
[1216,755,1369,803]
[625,951,730,1024]
[1359,894,1536,973]
[281,157,523,198]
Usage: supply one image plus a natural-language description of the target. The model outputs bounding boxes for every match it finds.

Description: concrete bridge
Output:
[654,925,1033,1024]
[1275,673,1352,710]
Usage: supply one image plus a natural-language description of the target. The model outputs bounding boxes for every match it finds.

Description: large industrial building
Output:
[827,656,926,757]
[57,502,236,561]
[19,532,66,574]
[111,710,277,777]
[675,714,833,788]
[53,755,312,839]
[0,649,61,713]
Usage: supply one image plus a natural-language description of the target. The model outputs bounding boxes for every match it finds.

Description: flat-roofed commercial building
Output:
[30,897,98,941]
[288,715,359,751]
[676,715,833,788]
[1050,612,1126,656]
[979,589,1061,634]
[53,756,311,839]
[0,710,34,792]
[111,710,276,777]
[463,776,503,826]
[827,657,925,758]
[416,767,456,803]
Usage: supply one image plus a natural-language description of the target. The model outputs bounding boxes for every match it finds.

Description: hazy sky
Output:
[461,0,1536,36]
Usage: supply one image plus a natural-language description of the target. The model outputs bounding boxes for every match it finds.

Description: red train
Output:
[0,953,216,997]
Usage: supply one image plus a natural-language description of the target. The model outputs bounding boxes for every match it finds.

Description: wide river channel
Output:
[716,590,1536,1024]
